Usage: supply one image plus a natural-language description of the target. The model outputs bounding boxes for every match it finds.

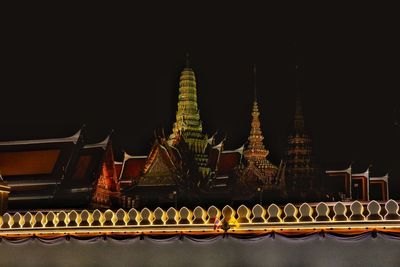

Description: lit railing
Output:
[1,200,400,237]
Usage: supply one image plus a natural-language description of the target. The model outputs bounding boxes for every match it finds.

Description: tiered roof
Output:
[285,92,318,195]
[0,127,114,210]
[243,100,277,174]
[169,55,210,176]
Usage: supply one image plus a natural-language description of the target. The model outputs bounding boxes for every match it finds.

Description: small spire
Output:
[253,64,257,102]
[294,91,305,132]
[295,64,300,89]
[186,52,190,68]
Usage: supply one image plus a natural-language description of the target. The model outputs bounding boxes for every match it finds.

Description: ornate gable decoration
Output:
[139,142,178,186]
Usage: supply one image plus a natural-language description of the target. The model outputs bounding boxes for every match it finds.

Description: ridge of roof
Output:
[83,135,110,150]
[123,152,147,160]
[0,128,82,146]
[222,144,245,154]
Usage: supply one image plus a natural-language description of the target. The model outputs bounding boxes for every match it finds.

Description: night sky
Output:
[3,6,399,196]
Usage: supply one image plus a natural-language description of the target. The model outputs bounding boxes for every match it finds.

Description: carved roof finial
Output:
[253,64,257,102]
[294,91,305,132]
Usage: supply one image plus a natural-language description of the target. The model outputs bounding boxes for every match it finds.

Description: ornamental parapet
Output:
[1,200,399,237]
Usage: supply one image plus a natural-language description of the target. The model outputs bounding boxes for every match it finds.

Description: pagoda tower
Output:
[169,54,210,176]
[242,66,278,187]
[284,91,318,196]
[91,140,120,209]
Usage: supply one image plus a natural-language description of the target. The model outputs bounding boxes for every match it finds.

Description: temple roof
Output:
[350,162,370,175]
[67,136,112,184]
[83,135,110,149]
[217,149,242,175]
[143,142,177,175]
[118,153,147,190]
[324,162,352,172]
[0,129,82,147]
[324,161,389,179]
[0,129,111,210]
[114,161,123,180]
[208,141,224,171]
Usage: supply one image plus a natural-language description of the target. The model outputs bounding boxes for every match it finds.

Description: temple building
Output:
[234,67,286,204]
[324,163,352,201]
[122,57,219,208]
[370,173,389,201]
[168,55,211,178]
[324,163,390,202]
[284,92,320,201]
[0,127,120,210]
[90,138,120,209]
[120,62,288,208]
[0,174,10,214]
[0,58,391,212]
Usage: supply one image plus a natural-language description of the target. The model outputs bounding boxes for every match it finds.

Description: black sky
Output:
[2,5,400,195]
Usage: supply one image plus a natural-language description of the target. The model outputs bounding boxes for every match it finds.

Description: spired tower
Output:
[242,66,278,188]
[169,54,210,177]
[284,92,318,198]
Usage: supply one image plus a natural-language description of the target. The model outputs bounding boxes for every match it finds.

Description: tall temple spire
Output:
[242,66,278,187]
[171,57,203,138]
[169,55,210,176]
[244,100,269,161]
[284,59,318,197]
[244,66,270,166]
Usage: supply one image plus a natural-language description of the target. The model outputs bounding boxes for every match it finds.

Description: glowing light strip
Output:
[1,223,400,238]
[1,200,399,237]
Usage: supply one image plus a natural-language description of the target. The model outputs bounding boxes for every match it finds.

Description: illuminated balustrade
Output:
[1,200,399,236]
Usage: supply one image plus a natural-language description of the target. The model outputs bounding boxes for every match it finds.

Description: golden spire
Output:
[171,56,203,138]
[169,54,210,174]
[244,65,270,164]
[244,98,269,161]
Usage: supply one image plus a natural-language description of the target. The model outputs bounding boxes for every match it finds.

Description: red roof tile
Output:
[114,162,123,179]
[121,157,147,181]
[217,152,241,175]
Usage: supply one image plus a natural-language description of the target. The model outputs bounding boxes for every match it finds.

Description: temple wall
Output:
[0,233,399,266]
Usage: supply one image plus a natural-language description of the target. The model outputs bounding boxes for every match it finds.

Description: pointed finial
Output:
[295,61,301,97]
[253,64,257,102]
[186,52,190,67]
